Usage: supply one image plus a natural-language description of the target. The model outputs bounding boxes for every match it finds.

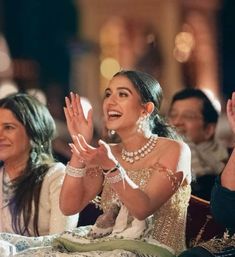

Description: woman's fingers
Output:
[65,96,74,117]
[87,109,93,126]
[75,94,86,120]
[227,92,235,133]
[65,93,81,118]
[70,92,80,116]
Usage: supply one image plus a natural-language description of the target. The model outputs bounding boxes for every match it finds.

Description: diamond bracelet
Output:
[65,164,87,178]
[106,164,126,187]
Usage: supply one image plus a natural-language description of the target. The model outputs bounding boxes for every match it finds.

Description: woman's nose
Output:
[106,94,117,105]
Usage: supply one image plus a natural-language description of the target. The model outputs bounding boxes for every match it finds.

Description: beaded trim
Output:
[65,164,87,178]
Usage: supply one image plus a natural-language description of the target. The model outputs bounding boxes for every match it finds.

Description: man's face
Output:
[168,98,214,144]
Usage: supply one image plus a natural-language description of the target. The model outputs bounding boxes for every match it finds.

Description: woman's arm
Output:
[221,92,235,190]
[60,93,103,215]
[59,154,104,215]
[71,136,190,220]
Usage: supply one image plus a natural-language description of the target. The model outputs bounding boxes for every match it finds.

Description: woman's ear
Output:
[144,102,154,115]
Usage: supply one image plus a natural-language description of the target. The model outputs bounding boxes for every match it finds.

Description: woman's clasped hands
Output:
[70,134,118,171]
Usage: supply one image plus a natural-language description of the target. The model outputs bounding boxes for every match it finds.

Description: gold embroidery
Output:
[151,162,181,191]
[199,232,235,253]
[100,163,191,255]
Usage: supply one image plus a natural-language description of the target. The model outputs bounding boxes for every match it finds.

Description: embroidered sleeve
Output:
[152,162,181,191]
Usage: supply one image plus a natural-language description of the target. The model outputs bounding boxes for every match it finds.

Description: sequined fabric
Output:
[101,162,191,255]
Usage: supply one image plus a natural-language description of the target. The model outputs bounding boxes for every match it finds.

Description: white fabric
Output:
[0,239,16,257]
[0,163,79,235]
[188,139,229,177]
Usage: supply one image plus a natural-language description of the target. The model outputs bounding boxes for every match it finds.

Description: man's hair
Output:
[170,88,219,124]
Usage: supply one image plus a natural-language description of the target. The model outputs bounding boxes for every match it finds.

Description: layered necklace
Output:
[121,135,158,163]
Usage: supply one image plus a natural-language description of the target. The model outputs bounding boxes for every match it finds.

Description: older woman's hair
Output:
[0,93,56,235]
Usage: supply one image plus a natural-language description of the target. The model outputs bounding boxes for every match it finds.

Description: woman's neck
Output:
[4,157,28,180]
[120,132,151,152]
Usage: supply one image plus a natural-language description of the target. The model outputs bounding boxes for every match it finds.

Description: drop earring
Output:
[136,114,151,138]
[108,130,116,137]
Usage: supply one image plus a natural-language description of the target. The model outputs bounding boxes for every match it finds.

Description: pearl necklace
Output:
[121,135,158,163]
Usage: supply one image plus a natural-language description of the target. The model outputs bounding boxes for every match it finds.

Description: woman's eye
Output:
[5,125,15,130]
[119,92,128,97]
[104,91,111,98]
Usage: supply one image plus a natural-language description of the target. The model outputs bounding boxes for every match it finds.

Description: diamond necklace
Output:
[121,135,158,163]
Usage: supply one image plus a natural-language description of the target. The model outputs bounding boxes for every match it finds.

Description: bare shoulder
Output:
[157,137,189,153]
[155,137,191,170]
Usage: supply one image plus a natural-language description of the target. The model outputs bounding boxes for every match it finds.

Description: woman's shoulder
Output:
[157,137,190,154]
[154,137,191,175]
[44,162,66,180]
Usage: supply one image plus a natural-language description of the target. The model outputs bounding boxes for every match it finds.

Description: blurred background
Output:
[0,0,234,160]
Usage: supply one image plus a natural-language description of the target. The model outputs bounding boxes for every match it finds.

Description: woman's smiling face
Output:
[103,75,145,133]
[0,108,31,164]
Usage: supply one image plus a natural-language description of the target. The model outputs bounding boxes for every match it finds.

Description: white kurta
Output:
[0,162,78,235]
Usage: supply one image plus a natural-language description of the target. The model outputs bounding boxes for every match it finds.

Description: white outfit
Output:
[0,162,78,235]
[187,139,228,177]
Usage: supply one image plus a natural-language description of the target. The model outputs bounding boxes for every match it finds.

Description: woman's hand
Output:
[70,134,117,170]
[227,92,235,134]
[64,92,93,143]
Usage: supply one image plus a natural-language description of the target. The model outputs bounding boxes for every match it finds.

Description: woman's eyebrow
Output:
[104,86,133,94]
[116,87,133,94]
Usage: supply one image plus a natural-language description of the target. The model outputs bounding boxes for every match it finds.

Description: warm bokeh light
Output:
[202,88,221,113]
[0,81,18,99]
[174,31,195,63]
[0,51,11,72]
[27,88,47,105]
[100,57,120,79]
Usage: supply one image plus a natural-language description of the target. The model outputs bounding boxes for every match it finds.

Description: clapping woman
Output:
[59,70,192,257]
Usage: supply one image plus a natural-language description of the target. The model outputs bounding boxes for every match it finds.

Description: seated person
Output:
[1,70,192,257]
[0,93,78,236]
[168,88,229,200]
[179,92,235,257]
[57,70,191,257]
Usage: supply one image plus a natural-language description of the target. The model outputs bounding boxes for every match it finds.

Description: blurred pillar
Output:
[157,0,183,112]
[182,0,222,99]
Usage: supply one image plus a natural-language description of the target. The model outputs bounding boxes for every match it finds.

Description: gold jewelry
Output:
[121,135,158,163]
[106,164,126,187]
